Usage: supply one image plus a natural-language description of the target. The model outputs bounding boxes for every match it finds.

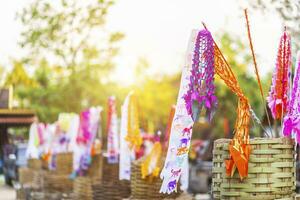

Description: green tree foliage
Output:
[5,61,36,87]
[248,0,300,49]
[134,75,180,132]
[16,0,124,122]
[18,0,124,69]
[11,0,268,139]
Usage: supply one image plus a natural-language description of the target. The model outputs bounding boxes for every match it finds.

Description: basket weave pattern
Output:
[43,172,73,192]
[19,167,35,186]
[28,159,42,170]
[129,158,182,200]
[55,152,73,174]
[212,137,296,200]
[73,177,95,200]
[93,157,131,200]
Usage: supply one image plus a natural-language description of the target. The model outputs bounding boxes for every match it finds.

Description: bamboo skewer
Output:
[244,9,273,137]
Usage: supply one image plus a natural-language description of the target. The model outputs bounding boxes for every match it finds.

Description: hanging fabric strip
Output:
[141,142,162,179]
[283,51,300,142]
[267,30,292,119]
[57,113,80,152]
[183,30,217,121]
[211,32,251,180]
[26,122,40,159]
[107,96,119,163]
[180,155,189,191]
[125,93,143,151]
[42,123,56,169]
[67,114,80,152]
[160,30,199,194]
[73,107,102,174]
[119,92,136,180]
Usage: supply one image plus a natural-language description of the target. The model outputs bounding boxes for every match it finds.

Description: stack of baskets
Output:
[73,177,95,200]
[43,171,73,192]
[18,167,35,187]
[87,153,103,180]
[128,157,192,200]
[43,152,74,193]
[73,153,102,200]
[92,156,131,200]
[93,179,130,200]
[212,137,296,200]
[55,152,73,174]
[17,158,43,200]
[27,158,42,170]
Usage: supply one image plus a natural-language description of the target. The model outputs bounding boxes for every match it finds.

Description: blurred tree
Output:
[18,0,124,70]
[16,0,124,122]
[5,61,36,87]
[248,0,300,49]
[12,0,267,138]
[134,74,180,132]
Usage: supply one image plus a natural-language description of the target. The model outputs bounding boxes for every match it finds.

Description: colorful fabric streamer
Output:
[160,30,196,194]
[161,27,252,193]
[141,142,162,179]
[183,30,217,121]
[73,107,102,174]
[107,96,119,163]
[125,93,143,151]
[41,123,56,168]
[119,92,136,180]
[283,52,300,142]
[160,29,219,193]
[57,113,80,152]
[26,122,45,159]
[267,30,292,119]
[212,33,251,180]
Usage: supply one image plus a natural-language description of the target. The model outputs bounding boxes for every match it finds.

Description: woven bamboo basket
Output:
[55,152,73,174]
[32,170,47,190]
[129,157,185,200]
[18,167,35,186]
[16,187,31,200]
[28,158,42,170]
[93,180,131,200]
[41,158,49,170]
[73,177,96,200]
[212,137,296,200]
[92,156,131,200]
[102,156,120,181]
[87,153,103,180]
[72,154,104,200]
[72,154,102,200]
[43,171,73,193]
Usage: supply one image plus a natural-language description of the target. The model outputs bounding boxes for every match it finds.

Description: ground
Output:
[0,175,211,200]
[0,185,15,200]
[0,176,15,200]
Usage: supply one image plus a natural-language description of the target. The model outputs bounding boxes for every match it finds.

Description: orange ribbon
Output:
[141,142,162,179]
[213,35,251,180]
[125,93,143,151]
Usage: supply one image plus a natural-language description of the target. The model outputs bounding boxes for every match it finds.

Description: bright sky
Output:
[0,0,283,84]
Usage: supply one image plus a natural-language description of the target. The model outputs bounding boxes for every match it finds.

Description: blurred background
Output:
[0,0,299,198]
[1,0,299,139]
